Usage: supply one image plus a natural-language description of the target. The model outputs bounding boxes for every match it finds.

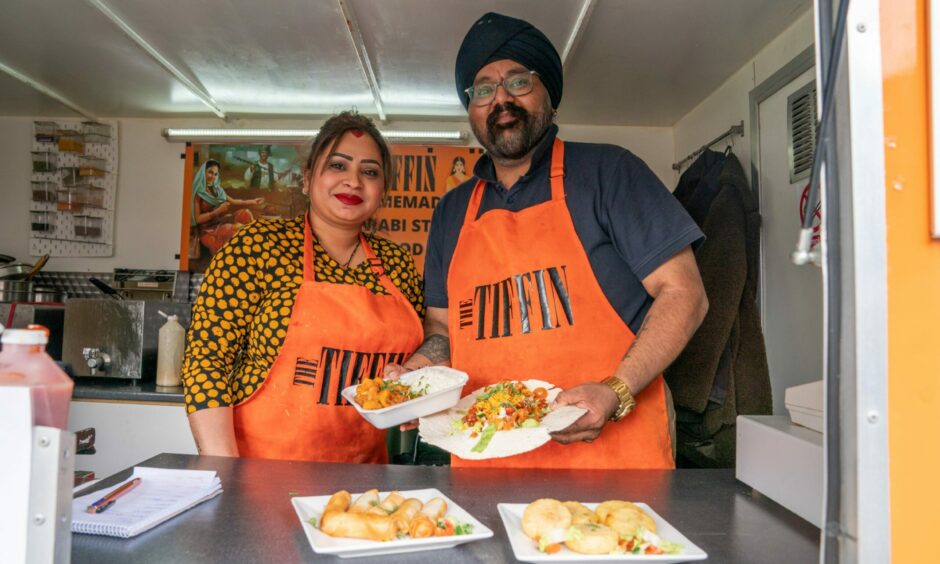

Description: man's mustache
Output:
[487,103,529,131]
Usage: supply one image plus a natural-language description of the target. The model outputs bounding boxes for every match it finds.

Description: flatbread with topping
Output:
[418,379,585,460]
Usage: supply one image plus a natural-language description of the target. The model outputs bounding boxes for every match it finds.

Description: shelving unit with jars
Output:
[29,120,118,257]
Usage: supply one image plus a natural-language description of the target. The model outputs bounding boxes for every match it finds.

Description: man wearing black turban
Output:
[389,13,708,470]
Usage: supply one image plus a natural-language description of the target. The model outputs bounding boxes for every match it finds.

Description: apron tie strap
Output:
[549,137,565,201]
[464,138,568,224]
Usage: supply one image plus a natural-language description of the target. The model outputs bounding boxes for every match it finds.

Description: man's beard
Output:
[471,101,553,162]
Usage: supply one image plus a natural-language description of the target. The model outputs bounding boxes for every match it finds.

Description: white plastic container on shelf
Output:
[34,121,58,143]
[30,181,57,203]
[30,210,56,233]
[79,155,107,177]
[81,121,111,137]
[73,215,103,237]
[31,151,57,173]
[156,311,185,387]
[57,131,84,153]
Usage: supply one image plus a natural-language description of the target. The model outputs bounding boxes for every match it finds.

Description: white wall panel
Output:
[673,9,815,183]
[0,116,675,270]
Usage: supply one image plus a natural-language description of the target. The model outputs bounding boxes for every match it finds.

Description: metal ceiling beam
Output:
[561,0,597,70]
[0,59,97,120]
[85,0,227,120]
[338,0,387,122]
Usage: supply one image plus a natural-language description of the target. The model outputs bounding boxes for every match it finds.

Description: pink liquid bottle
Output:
[0,325,74,429]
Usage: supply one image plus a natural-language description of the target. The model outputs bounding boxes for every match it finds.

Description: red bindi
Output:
[350,129,364,138]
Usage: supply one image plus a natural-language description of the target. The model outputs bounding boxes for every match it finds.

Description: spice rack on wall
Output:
[29,120,118,257]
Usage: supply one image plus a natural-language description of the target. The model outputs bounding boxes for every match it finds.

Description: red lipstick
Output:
[335,194,363,205]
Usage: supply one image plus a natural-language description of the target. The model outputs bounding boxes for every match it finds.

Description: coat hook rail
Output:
[672,120,745,171]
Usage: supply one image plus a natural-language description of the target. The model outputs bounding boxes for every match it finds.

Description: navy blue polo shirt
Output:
[424,125,703,334]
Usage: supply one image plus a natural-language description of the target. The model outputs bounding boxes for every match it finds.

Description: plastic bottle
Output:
[0,325,74,429]
[156,311,185,387]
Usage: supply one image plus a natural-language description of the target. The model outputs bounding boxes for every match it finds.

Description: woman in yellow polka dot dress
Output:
[181,112,425,462]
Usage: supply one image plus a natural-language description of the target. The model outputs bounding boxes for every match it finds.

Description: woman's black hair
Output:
[304,111,394,192]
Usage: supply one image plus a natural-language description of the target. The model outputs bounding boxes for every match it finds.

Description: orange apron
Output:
[447,139,674,469]
[234,216,423,462]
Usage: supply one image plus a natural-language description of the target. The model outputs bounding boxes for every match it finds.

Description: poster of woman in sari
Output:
[190,159,264,256]
[184,144,308,272]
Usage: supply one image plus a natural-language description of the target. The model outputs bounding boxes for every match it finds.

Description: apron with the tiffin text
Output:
[234,216,423,462]
[447,139,674,469]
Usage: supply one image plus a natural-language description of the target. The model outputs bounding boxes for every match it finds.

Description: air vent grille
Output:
[787,82,817,183]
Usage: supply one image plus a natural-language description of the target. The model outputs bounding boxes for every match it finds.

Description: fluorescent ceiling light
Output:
[162,128,467,143]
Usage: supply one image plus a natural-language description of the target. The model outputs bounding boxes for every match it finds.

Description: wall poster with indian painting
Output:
[178,143,483,273]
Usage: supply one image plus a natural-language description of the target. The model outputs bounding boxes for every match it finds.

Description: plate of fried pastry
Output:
[497,498,707,562]
[292,487,493,558]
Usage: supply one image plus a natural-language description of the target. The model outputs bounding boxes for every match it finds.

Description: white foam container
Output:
[341,367,469,429]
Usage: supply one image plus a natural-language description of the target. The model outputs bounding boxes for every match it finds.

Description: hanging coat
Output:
[665,150,772,447]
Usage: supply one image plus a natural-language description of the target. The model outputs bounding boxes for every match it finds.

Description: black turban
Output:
[455,12,563,110]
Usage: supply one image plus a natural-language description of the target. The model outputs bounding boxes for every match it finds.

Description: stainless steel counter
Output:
[72,378,183,403]
[71,453,820,563]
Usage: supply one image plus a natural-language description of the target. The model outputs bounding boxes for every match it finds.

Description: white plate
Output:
[497,502,708,563]
[341,367,469,429]
[291,488,493,559]
[418,379,586,460]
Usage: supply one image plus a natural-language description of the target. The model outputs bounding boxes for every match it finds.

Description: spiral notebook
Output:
[71,466,222,538]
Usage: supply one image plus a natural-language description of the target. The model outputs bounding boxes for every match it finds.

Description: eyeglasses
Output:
[464,70,539,107]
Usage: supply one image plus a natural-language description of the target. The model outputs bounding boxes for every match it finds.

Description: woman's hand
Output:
[383,363,411,381]
[187,406,240,456]
[382,363,420,430]
[214,200,233,217]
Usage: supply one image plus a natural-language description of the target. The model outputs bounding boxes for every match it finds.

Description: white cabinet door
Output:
[69,401,197,478]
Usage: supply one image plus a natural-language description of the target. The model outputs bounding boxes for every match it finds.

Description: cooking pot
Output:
[0,280,33,302]
[31,286,66,303]
[0,254,49,280]
[0,263,34,280]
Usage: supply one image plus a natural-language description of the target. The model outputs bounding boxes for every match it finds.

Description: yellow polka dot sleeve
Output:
[181,215,425,414]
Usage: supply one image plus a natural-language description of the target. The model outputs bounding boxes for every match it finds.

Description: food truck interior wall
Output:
[0,9,815,273]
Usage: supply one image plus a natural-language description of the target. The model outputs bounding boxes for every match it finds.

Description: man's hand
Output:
[549,383,620,444]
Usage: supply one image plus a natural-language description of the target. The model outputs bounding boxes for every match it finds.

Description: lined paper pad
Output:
[71,466,222,538]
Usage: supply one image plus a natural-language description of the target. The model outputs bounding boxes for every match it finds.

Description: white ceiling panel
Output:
[0,0,207,117]
[0,72,83,117]
[0,0,813,125]
[104,0,375,116]
[560,0,812,125]
[353,0,583,118]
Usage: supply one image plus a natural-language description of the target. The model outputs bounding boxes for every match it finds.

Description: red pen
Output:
[85,477,143,514]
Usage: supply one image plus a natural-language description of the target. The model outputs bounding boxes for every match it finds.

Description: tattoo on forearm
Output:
[416,334,450,363]
[623,314,652,361]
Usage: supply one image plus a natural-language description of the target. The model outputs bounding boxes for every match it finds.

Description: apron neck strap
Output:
[549,137,565,200]
[359,233,392,283]
[463,138,567,225]
[303,214,394,287]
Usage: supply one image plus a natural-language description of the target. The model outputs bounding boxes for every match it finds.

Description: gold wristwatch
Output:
[602,376,636,421]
